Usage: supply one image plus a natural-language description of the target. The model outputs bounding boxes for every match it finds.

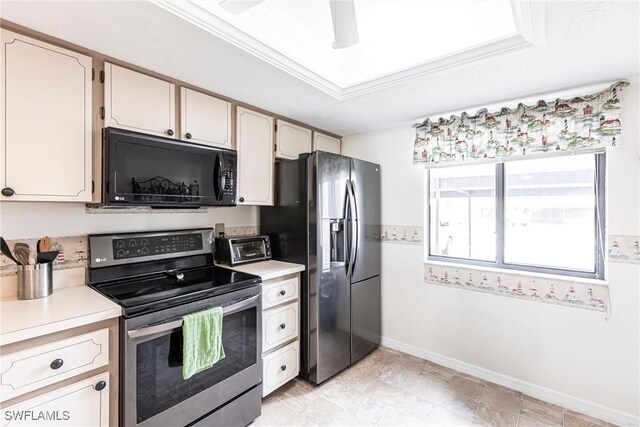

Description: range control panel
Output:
[89,228,213,268]
[112,233,204,260]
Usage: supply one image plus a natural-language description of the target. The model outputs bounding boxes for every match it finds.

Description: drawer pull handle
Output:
[281,364,287,371]
[279,290,286,296]
[50,359,64,370]
[280,323,286,329]
[94,380,107,391]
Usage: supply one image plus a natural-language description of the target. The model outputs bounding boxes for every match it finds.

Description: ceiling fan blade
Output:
[219,0,264,14]
[330,0,359,49]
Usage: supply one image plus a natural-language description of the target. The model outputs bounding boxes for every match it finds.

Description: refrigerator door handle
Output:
[345,179,354,279]
[349,181,360,277]
[346,179,358,279]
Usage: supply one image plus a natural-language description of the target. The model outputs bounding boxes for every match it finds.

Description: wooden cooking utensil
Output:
[38,236,52,253]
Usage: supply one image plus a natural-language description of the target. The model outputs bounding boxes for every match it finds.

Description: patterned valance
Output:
[413,81,629,167]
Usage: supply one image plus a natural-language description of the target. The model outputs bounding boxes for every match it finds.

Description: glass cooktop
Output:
[91,266,261,317]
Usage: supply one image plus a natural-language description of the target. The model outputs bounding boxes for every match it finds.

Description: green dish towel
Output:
[182,306,225,380]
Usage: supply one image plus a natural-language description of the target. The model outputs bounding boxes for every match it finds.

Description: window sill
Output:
[424,259,608,287]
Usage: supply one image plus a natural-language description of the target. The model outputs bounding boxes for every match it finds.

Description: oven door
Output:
[122,285,261,427]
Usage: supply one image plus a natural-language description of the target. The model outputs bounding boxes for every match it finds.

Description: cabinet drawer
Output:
[262,302,298,352]
[262,340,299,397]
[0,329,109,402]
[262,277,299,310]
[1,372,109,427]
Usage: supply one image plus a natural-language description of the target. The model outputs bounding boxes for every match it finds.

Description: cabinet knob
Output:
[50,359,64,370]
[166,129,174,136]
[280,323,286,329]
[94,380,107,391]
[280,365,287,371]
[1,187,15,197]
[185,133,192,139]
[239,197,244,203]
[280,290,286,296]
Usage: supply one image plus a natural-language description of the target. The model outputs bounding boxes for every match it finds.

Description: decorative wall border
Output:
[380,225,423,245]
[424,263,608,312]
[0,236,87,277]
[0,225,260,277]
[225,226,259,237]
[379,225,640,312]
[381,225,640,266]
[608,234,640,264]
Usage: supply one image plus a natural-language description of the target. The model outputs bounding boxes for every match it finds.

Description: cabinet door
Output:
[275,120,312,160]
[0,29,92,202]
[236,107,274,206]
[1,372,109,427]
[104,62,175,138]
[180,88,231,148]
[313,132,341,154]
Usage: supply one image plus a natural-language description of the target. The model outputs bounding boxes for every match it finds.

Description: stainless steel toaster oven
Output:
[214,235,272,266]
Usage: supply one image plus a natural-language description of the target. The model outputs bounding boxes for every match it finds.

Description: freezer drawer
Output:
[351,275,381,364]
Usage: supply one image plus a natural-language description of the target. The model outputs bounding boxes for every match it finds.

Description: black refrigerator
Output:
[260,151,381,385]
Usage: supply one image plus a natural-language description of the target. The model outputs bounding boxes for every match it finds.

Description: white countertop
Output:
[0,286,122,346]
[228,260,305,281]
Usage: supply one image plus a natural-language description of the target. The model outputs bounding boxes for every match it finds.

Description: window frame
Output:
[426,153,606,280]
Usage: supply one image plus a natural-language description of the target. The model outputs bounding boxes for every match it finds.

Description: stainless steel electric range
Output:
[87,228,262,427]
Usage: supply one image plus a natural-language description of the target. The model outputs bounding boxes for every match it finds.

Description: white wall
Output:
[342,84,640,423]
[0,203,257,239]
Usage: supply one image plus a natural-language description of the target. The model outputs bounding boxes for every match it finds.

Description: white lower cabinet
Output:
[262,302,299,353]
[0,329,109,402]
[262,277,299,310]
[262,340,299,397]
[1,372,109,427]
[260,273,301,397]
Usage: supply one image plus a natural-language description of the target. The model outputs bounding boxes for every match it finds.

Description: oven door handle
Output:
[127,294,260,339]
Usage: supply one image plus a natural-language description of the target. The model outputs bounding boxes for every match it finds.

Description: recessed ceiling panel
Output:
[154,0,538,99]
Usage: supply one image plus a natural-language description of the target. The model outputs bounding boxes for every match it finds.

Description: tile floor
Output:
[254,346,616,427]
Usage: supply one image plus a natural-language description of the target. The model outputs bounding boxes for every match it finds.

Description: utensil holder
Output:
[17,262,53,300]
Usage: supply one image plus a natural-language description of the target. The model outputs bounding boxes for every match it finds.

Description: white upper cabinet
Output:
[104,62,176,138]
[313,132,341,154]
[275,120,312,160]
[180,88,232,148]
[236,107,274,206]
[0,29,92,202]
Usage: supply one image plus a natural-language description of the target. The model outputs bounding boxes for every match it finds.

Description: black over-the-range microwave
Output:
[101,127,237,207]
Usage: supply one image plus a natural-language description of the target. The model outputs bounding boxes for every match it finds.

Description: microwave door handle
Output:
[213,154,223,201]
[127,294,260,338]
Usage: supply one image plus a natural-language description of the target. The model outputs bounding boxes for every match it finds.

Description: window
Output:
[427,153,605,279]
